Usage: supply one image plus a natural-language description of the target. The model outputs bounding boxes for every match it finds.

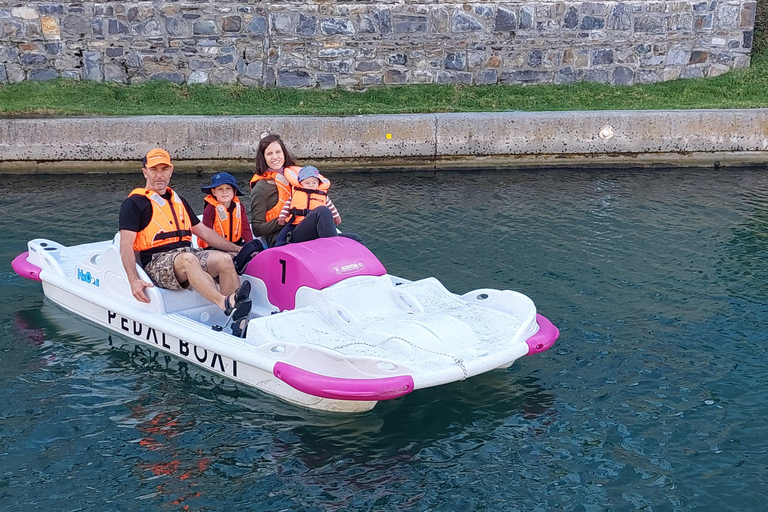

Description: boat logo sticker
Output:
[77,268,100,287]
[333,262,365,274]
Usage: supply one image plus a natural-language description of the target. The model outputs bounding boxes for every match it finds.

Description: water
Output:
[2,168,768,511]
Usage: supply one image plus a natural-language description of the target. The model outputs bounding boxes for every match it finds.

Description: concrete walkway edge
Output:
[1,109,767,173]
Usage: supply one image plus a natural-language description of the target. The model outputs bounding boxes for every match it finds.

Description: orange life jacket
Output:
[130,187,192,252]
[283,167,331,225]
[249,167,296,221]
[197,195,244,249]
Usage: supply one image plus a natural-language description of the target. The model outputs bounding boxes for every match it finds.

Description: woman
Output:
[249,135,301,248]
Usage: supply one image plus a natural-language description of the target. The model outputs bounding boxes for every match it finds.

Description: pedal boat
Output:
[12,236,559,413]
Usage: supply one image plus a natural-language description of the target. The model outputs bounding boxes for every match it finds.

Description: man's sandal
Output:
[224,281,251,316]
[230,299,252,338]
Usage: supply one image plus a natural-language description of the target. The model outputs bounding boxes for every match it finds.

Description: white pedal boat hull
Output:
[13,236,558,413]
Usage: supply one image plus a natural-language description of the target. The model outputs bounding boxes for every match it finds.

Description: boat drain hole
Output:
[271,345,285,354]
[477,293,489,300]
[337,310,351,323]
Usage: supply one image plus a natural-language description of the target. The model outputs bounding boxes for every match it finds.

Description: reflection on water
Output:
[3,168,768,510]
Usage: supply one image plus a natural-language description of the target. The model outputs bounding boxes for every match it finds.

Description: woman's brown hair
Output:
[254,134,297,178]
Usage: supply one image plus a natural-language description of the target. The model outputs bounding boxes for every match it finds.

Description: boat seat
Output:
[244,237,386,311]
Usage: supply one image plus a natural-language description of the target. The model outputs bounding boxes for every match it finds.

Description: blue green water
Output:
[2,168,768,511]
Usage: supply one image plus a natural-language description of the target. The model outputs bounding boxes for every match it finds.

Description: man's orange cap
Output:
[143,148,173,168]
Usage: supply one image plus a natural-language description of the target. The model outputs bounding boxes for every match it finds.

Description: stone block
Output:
[564,7,579,29]
[666,47,688,66]
[743,30,753,49]
[741,3,756,27]
[519,7,534,30]
[475,68,497,85]
[41,17,61,39]
[452,11,483,32]
[392,15,428,34]
[246,16,267,36]
[83,51,102,80]
[592,49,614,65]
[689,50,708,64]
[210,68,238,84]
[105,46,123,58]
[151,72,185,84]
[681,66,704,78]
[554,67,578,83]
[12,7,38,20]
[612,66,633,84]
[216,54,235,66]
[388,53,407,66]
[635,69,659,83]
[222,16,242,33]
[716,4,739,29]
[582,2,609,16]
[6,63,24,83]
[528,49,542,67]
[62,14,90,36]
[581,16,605,30]
[495,7,517,32]
[277,69,314,88]
[297,14,318,36]
[445,52,466,70]
[384,68,407,84]
[188,70,208,84]
[271,13,292,35]
[500,69,552,83]
[361,74,382,85]
[634,15,665,34]
[373,9,392,35]
[608,4,632,30]
[316,73,336,88]
[358,15,376,34]
[356,60,382,72]
[662,66,681,81]
[436,70,472,84]
[194,20,217,36]
[104,63,127,83]
[319,48,355,58]
[190,59,215,70]
[321,18,355,36]
[584,69,609,82]
[0,64,6,83]
[694,14,714,30]
[707,64,730,77]
[29,68,59,81]
[668,13,693,31]
[21,52,47,66]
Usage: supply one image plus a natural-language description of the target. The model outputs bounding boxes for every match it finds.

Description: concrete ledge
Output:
[1,110,767,173]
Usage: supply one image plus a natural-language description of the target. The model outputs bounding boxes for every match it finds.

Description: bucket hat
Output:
[201,172,245,195]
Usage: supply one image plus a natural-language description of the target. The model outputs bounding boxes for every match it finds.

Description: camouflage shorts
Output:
[144,247,211,290]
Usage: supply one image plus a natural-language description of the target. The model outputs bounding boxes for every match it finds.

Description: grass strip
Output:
[2,52,768,117]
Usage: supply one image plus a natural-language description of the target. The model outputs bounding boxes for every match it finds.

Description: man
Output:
[119,148,251,336]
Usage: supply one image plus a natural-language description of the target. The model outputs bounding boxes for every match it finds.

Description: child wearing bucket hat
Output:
[199,172,254,249]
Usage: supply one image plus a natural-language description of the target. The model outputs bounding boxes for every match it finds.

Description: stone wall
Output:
[0,1,757,88]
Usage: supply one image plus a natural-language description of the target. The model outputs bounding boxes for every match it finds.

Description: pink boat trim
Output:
[526,314,559,355]
[273,362,414,401]
[12,252,42,282]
